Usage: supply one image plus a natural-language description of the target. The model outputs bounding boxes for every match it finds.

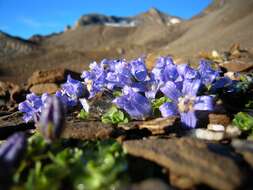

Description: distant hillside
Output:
[159,0,253,59]
[0,31,37,58]
[0,0,252,84]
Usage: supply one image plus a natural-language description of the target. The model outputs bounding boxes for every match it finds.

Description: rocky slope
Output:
[159,0,253,59]
[0,0,252,84]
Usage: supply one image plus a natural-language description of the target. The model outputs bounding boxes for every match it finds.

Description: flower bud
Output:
[38,96,65,142]
[0,132,27,182]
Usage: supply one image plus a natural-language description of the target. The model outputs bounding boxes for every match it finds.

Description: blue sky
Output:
[0,0,211,39]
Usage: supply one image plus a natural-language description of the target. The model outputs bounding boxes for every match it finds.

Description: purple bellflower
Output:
[18,93,49,122]
[62,75,86,99]
[144,74,162,99]
[56,75,88,109]
[113,86,152,120]
[106,59,132,90]
[130,58,148,81]
[152,57,179,83]
[81,61,107,98]
[160,79,214,128]
[177,63,200,81]
[198,60,220,85]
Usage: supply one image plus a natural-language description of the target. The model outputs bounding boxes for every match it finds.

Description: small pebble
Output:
[207,124,225,132]
[225,125,241,138]
[191,129,225,141]
[231,139,253,152]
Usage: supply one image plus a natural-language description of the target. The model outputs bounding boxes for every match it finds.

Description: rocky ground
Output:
[0,45,253,190]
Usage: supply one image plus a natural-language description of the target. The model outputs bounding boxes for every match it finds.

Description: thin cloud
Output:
[18,17,60,28]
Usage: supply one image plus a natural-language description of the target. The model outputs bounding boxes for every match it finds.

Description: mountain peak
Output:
[147,7,161,15]
[136,7,182,25]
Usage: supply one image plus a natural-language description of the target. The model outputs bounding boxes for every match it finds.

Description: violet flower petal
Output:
[159,102,178,117]
[182,79,201,96]
[62,75,85,98]
[114,87,152,120]
[160,81,182,102]
[180,111,197,128]
[194,96,214,111]
[130,58,148,81]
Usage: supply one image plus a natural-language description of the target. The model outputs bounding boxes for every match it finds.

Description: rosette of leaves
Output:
[101,106,129,124]
[233,112,253,136]
[11,135,128,190]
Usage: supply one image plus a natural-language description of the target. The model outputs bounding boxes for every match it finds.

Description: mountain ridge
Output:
[0,0,252,84]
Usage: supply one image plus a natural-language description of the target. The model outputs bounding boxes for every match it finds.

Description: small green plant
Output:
[101,106,129,124]
[151,96,171,109]
[78,109,89,120]
[245,100,253,109]
[12,135,128,190]
[233,112,253,134]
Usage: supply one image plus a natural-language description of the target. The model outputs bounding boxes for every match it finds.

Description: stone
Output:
[169,173,195,189]
[27,68,66,87]
[123,138,245,190]
[123,179,173,190]
[208,113,231,126]
[0,81,22,102]
[0,112,34,139]
[224,72,241,80]
[191,125,240,141]
[232,139,253,168]
[207,124,225,132]
[220,60,253,72]
[29,83,59,94]
[0,81,8,97]
[118,117,178,135]
[225,125,241,138]
[208,124,225,131]
[190,128,225,141]
[231,139,253,152]
[60,119,114,140]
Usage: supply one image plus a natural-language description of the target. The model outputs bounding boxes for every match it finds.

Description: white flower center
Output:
[86,80,93,92]
[177,96,196,113]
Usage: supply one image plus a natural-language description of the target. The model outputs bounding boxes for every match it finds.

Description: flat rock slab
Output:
[123,138,246,190]
[29,83,59,94]
[220,60,253,72]
[61,120,114,140]
[232,139,253,168]
[0,112,34,139]
[28,68,66,87]
[123,179,173,190]
[118,117,178,135]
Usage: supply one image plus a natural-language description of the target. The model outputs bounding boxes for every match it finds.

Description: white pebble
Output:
[192,129,225,141]
[225,125,241,138]
[207,124,225,132]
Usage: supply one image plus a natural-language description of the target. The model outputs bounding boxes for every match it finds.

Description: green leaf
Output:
[245,100,253,108]
[152,96,171,109]
[101,106,129,124]
[12,135,128,190]
[233,112,253,132]
[78,109,89,120]
[113,90,122,97]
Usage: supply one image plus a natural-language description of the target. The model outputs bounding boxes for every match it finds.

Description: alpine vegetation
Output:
[19,57,238,129]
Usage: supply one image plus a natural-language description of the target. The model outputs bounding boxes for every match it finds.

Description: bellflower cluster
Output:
[56,75,88,108]
[18,93,49,122]
[19,56,237,128]
[19,75,89,124]
[113,86,152,120]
